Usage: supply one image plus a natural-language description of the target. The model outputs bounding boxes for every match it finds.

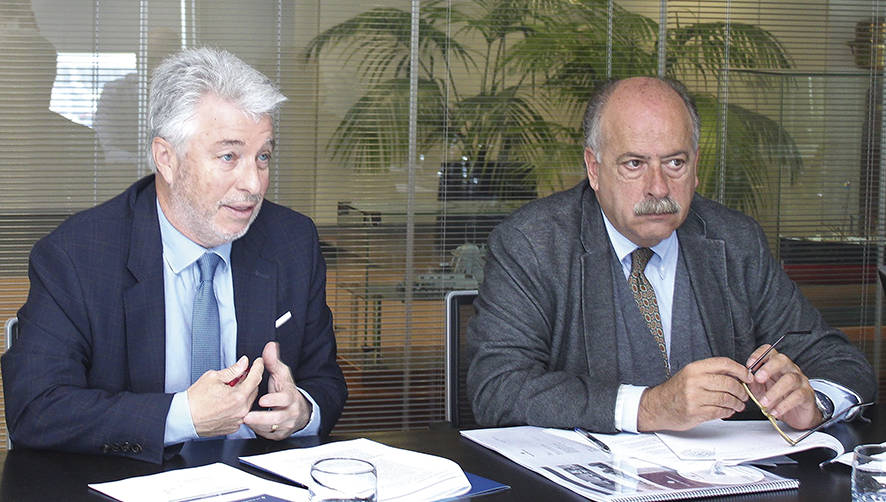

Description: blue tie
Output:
[191,253,222,383]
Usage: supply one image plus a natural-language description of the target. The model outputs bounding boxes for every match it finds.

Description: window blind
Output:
[1,0,883,448]
[667,0,886,397]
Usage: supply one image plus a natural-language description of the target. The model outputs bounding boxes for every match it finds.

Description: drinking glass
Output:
[852,444,886,501]
[309,457,377,502]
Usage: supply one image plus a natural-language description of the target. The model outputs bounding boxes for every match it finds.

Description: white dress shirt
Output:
[599,210,859,432]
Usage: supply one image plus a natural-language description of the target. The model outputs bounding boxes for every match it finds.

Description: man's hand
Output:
[638,357,752,431]
[745,345,820,430]
[243,341,313,439]
[188,355,264,437]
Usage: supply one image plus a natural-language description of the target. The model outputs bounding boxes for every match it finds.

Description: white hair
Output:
[147,47,286,169]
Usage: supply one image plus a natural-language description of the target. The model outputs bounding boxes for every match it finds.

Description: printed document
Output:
[653,419,844,463]
[88,462,307,502]
[462,426,797,502]
[240,438,471,502]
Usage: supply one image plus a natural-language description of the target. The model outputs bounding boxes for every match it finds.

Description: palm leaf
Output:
[328,78,448,170]
[695,94,801,213]
[666,22,793,88]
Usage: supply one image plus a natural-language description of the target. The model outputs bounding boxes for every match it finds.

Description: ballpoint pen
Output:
[573,427,611,454]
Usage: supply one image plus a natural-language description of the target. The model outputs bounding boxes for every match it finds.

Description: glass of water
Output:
[309,457,377,502]
[852,444,886,501]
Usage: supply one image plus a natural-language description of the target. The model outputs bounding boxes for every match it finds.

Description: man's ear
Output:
[584,148,601,190]
[693,146,700,189]
[151,137,177,185]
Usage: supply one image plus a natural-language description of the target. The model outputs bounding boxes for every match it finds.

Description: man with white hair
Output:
[3,47,347,463]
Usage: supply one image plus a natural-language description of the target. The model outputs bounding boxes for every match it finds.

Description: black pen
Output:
[573,427,611,454]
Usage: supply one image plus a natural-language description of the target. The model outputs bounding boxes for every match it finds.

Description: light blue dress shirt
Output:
[599,210,859,432]
[157,201,321,444]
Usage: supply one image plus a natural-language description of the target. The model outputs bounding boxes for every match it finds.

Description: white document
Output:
[462,426,797,501]
[654,420,844,463]
[88,462,308,502]
[239,438,471,502]
[831,440,886,467]
[543,427,710,471]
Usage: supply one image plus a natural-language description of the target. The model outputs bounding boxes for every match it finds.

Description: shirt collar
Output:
[600,209,678,279]
[157,199,231,274]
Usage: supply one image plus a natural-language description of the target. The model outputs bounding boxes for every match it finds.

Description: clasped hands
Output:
[637,344,821,432]
[186,341,311,439]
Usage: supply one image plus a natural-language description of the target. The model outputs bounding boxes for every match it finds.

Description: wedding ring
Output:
[271,424,279,432]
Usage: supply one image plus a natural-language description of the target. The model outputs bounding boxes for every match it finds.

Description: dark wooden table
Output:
[0,406,882,501]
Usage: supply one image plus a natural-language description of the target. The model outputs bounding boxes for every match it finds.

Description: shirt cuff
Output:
[291,387,322,436]
[165,386,322,445]
[810,378,862,421]
[163,391,199,445]
[614,384,647,433]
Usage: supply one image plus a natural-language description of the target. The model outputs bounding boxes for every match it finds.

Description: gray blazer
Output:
[467,182,876,431]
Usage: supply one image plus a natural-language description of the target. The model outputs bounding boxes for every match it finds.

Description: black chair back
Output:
[445,290,478,428]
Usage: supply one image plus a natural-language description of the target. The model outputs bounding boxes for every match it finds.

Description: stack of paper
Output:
[240,438,471,502]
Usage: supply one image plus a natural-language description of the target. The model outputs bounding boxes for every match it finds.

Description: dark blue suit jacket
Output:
[1,176,348,463]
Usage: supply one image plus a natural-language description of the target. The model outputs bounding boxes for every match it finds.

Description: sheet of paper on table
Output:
[88,462,307,502]
[239,438,471,502]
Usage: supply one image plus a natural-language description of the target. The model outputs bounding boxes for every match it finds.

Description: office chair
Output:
[4,317,17,450]
[444,290,478,429]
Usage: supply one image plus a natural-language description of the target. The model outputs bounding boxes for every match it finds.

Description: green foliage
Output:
[304,0,799,213]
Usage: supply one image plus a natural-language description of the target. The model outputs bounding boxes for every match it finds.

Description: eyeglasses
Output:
[743,330,873,445]
[743,383,874,445]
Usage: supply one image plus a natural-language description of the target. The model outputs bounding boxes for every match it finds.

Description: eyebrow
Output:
[615,150,689,162]
[213,138,276,150]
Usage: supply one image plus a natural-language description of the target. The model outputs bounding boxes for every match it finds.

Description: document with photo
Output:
[462,426,798,501]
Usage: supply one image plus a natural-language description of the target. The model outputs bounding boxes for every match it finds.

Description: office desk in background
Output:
[1,406,883,501]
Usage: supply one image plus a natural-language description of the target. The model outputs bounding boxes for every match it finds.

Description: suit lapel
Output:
[579,187,621,379]
[231,224,276,361]
[123,179,168,393]
[678,202,735,358]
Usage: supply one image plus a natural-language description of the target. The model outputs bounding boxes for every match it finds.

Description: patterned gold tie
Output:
[629,247,670,378]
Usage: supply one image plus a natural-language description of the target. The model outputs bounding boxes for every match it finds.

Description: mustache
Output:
[634,197,681,216]
[218,193,263,207]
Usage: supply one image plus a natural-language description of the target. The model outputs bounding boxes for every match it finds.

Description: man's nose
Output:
[645,161,669,199]
[238,159,265,194]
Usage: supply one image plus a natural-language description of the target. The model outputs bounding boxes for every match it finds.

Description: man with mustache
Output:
[467,77,875,433]
[2,48,347,462]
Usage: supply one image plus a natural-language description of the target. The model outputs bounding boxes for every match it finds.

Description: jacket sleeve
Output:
[738,220,876,404]
[466,221,620,432]
[1,236,173,464]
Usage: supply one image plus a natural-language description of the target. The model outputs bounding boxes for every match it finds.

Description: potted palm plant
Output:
[305,0,800,214]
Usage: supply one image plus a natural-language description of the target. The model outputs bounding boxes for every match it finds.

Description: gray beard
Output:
[168,179,262,248]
